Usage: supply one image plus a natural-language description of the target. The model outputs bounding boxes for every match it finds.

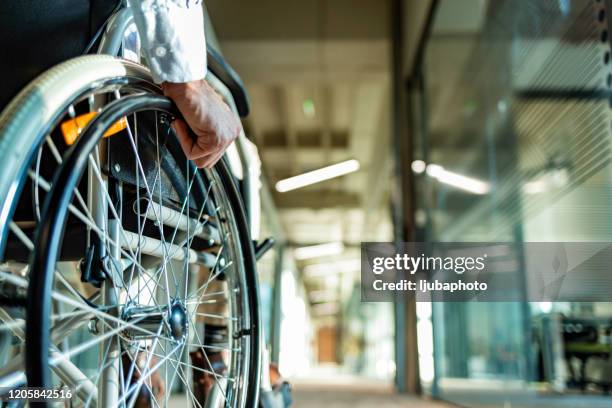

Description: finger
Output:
[200,147,223,168]
[193,156,209,168]
[192,148,217,168]
[171,119,196,158]
[203,148,226,169]
[172,120,209,160]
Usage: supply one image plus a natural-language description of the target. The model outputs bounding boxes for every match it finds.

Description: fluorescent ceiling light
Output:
[522,179,546,195]
[309,290,338,303]
[411,159,426,174]
[426,164,490,195]
[522,168,569,195]
[275,159,360,192]
[303,259,361,277]
[294,242,344,260]
[311,302,339,316]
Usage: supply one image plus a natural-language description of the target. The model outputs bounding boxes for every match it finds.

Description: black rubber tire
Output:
[215,155,262,406]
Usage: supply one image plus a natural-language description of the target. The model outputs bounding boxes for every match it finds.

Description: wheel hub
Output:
[121,300,188,342]
[168,302,188,341]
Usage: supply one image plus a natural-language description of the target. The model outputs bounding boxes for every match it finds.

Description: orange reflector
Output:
[61,111,127,146]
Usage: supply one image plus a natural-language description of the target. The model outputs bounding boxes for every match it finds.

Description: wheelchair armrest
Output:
[206,46,250,118]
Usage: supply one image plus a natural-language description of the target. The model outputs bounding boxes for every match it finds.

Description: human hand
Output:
[163,80,242,168]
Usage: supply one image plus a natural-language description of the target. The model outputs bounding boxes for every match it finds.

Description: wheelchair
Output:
[0,4,262,407]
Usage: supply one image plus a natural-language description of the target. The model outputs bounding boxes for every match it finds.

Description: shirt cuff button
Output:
[155,46,167,58]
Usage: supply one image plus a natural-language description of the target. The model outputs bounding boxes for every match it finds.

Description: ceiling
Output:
[206,0,394,315]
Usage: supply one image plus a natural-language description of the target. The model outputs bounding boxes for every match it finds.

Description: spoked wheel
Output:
[2,58,260,407]
[28,93,261,407]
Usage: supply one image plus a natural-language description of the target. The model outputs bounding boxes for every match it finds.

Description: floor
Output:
[290,380,612,408]
[291,387,612,408]
[168,369,612,408]
[168,383,612,408]
[440,389,612,408]
[291,381,453,408]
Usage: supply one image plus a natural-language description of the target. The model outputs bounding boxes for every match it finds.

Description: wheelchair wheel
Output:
[0,56,260,407]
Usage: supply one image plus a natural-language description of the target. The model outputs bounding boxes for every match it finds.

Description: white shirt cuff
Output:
[131,0,207,83]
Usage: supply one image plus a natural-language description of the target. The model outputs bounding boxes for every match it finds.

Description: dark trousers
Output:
[0,0,119,109]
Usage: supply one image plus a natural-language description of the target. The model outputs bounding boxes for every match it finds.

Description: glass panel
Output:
[417,0,612,405]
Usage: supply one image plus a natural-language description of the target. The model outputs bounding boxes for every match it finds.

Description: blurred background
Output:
[206,0,612,407]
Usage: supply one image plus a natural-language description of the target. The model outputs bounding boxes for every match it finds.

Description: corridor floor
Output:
[291,382,453,408]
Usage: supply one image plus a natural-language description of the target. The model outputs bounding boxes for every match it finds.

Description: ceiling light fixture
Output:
[426,164,490,195]
[309,290,338,303]
[411,159,426,174]
[275,159,360,192]
[302,98,316,118]
[311,302,339,316]
[293,242,345,260]
[303,259,361,276]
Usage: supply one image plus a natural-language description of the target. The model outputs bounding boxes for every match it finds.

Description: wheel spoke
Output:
[119,341,182,408]
[124,118,177,305]
[27,169,152,285]
[185,315,231,404]
[8,222,33,251]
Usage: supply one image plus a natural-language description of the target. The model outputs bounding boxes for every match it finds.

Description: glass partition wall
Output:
[413,0,612,406]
